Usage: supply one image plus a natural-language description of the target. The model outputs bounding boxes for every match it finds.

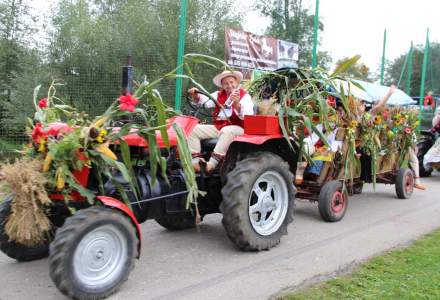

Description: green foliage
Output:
[256,0,331,68]
[385,42,440,96]
[282,229,440,300]
[333,55,371,81]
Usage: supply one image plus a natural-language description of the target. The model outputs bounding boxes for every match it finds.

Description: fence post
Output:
[174,0,188,111]
[380,29,387,85]
[405,41,413,95]
[122,55,133,95]
[419,28,430,108]
[311,0,320,68]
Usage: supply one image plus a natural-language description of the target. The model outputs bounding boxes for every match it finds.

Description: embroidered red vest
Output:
[213,88,248,130]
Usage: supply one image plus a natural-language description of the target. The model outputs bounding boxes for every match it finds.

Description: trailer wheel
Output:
[155,215,196,230]
[49,207,138,300]
[0,196,51,261]
[220,152,295,251]
[395,168,414,199]
[318,180,348,222]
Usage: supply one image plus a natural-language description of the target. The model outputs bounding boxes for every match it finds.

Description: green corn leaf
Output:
[331,55,361,77]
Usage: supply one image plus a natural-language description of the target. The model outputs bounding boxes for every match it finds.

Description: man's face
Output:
[221,76,239,94]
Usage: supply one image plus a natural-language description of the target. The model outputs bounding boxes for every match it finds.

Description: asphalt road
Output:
[1,173,440,300]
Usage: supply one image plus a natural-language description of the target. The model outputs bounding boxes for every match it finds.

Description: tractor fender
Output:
[232,133,284,145]
[96,196,142,257]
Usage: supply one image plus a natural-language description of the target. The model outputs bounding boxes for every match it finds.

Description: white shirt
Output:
[197,91,254,120]
[303,124,342,153]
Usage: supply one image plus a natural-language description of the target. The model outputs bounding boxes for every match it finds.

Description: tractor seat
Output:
[201,138,218,152]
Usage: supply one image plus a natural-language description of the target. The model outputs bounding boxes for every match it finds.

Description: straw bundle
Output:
[1,158,52,247]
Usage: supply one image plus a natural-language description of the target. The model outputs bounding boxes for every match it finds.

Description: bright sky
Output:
[243,0,440,74]
[30,0,440,75]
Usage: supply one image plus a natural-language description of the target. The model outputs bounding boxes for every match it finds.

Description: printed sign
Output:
[225,26,298,72]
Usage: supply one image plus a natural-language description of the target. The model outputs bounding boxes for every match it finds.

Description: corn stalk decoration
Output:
[249,58,364,190]
[14,62,214,213]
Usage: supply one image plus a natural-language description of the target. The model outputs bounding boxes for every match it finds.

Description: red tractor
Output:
[0,114,297,299]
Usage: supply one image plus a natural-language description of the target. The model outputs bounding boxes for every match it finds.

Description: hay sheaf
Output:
[1,158,52,247]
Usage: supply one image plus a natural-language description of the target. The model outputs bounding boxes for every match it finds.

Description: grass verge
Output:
[282,229,440,300]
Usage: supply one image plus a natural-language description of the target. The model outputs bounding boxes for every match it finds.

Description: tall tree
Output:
[0,0,42,138]
[385,43,440,96]
[256,0,331,68]
[47,0,242,112]
[0,0,37,102]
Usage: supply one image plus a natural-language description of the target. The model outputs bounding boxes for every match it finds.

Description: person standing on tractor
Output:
[188,70,255,172]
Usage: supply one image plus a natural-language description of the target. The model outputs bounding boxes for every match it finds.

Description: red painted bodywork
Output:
[49,152,90,201]
[233,133,284,145]
[96,196,142,256]
[121,115,199,148]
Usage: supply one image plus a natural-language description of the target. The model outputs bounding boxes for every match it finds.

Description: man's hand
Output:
[188,88,200,102]
[231,89,241,110]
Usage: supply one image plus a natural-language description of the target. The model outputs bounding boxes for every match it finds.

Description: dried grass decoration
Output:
[1,158,52,247]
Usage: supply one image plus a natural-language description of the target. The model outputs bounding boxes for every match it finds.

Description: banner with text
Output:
[225,26,299,73]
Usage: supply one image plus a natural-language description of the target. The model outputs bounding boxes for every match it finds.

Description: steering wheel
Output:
[184,90,216,118]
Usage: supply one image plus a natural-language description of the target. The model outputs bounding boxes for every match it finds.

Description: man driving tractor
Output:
[188,70,255,172]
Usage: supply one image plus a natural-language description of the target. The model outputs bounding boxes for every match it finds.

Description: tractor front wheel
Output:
[220,152,295,251]
[49,207,138,300]
[0,196,51,261]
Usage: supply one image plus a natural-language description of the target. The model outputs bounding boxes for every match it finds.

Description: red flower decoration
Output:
[31,123,47,143]
[382,110,389,120]
[118,93,139,112]
[38,98,48,108]
[404,127,412,134]
[326,96,336,107]
[312,116,320,123]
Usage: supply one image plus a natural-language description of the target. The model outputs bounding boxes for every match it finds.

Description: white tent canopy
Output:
[331,79,416,106]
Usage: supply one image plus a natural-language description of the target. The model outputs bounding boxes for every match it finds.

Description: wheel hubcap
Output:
[248,171,289,236]
[331,191,346,214]
[73,224,127,289]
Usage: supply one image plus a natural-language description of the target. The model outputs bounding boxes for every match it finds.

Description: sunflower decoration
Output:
[373,115,382,126]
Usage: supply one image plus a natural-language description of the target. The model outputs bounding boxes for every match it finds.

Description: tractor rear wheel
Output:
[155,215,196,230]
[0,196,51,261]
[220,152,295,251]
[49,207,138,300]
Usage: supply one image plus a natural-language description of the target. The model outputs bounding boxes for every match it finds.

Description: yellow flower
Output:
[43,153,53,172]
[374,115,382,125]
[38,138,46,152]
[95,142,117,160]
[350,120,359,128]
[56,168,65,189]
[96,128,107,143]
[92,116,108,128]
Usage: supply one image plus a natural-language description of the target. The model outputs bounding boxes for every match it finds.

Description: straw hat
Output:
[213,70,243,88]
